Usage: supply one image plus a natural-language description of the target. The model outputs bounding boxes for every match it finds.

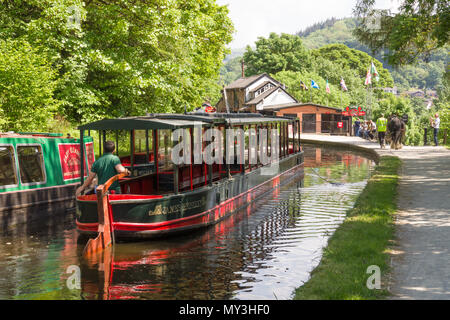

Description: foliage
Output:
[353,0,450,66]
[0,0,234,127]
[243,33,311,76]
[296,17,449,92]
[0,39,59,131]
[312,44,394,88]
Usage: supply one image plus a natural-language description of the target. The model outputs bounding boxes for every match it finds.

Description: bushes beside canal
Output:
[293,156,401,300]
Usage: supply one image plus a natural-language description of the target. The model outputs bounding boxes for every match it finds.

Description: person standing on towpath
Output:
[376,114,387,149]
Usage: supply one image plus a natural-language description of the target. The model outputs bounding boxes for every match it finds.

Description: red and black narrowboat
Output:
[75,113,304,239]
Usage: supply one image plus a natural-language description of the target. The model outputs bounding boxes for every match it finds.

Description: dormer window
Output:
[255,83,274,97]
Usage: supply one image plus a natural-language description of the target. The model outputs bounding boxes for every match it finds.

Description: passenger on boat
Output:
[76,140,130,195]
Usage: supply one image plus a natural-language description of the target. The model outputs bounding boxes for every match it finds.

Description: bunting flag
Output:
[364,66,372,86]
[311,80,319,89]
[371,62,379,82]
[326,80,330,93]
[340,78,348,91]
[300,80,308,91]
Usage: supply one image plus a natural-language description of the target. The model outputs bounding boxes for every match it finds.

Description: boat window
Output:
[158,129,173,171]
[17,145,45,184]
[0,146,17,187]
[244,126,249,167]
[288,123,294,154]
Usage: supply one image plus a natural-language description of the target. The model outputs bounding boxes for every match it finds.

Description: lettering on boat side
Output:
[178,304,270,317]
[148,197,206,216]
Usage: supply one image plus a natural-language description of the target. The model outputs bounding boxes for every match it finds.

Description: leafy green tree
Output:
[243,33,311,76]
[0,0,234,124]
[0,39,59,131]
[312,44,394,88]
[353,0,449,66]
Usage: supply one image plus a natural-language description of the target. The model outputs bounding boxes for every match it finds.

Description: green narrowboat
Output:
[0,132,94,230]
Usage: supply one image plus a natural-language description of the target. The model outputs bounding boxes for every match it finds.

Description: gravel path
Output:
[301,134,450,299]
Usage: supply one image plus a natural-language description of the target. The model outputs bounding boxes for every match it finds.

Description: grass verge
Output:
[293,155,401,300]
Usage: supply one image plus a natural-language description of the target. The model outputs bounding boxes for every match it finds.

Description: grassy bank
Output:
[294,156,401,300]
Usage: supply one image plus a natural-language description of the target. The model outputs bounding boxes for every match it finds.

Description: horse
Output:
[387,115,406,150]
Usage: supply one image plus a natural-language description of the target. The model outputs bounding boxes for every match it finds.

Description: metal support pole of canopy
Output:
[80,129,85,184]
[145,130,149,164]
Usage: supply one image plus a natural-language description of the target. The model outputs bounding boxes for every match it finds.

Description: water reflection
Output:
[0,145,375,300]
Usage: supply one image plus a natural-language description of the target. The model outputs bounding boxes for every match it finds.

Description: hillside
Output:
[296,17,449,92]
[222,17,448,94]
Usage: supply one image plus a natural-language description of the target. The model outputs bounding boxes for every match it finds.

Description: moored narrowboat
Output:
[75,113,304,240]
[0,132,95,230]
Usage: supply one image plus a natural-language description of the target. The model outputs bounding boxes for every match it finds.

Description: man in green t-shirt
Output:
[376,114,388,149]
[76,141,130,196]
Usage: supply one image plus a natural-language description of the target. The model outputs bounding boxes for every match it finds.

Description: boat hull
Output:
[0,184,77,231]
[76,152,304,239]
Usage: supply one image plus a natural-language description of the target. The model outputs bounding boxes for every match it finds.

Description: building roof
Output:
[245,86,298,107]
[225,73,281,90]
[245,86,279,105]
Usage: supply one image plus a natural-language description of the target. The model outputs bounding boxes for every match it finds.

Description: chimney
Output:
[241,59,245,78]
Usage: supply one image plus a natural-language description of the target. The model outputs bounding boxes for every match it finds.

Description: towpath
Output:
[300,134,450,300]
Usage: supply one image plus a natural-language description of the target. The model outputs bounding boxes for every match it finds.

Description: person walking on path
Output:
[76,140,130,196]
[376,114,387,148]
[430,113,440,146]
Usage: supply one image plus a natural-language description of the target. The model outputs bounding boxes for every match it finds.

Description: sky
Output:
[216,0,400,49]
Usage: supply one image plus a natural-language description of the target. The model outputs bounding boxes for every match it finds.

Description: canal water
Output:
[0,144,375,300]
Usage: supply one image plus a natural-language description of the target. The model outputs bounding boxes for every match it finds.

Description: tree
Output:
[353,0,450,66]
[0,39,59,131]
[243,33,311,76]
[0,0,234,124]
[312,44,394,89]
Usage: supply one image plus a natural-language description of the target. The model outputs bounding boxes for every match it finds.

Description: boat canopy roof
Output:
[78,113,295,131]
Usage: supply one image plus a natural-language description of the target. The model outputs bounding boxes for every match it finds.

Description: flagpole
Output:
[309,83,312,103]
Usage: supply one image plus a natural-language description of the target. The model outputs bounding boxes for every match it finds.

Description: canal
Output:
[0,144,375,300]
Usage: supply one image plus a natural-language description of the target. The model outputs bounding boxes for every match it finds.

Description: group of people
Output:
[353,119,378,141]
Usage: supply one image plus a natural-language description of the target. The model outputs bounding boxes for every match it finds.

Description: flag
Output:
[371,62,379,82]
[311,80,319,89]
[325,80,330,93]
[300,80,308,91]
[340,78,348,91]
[364,66,372,86]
